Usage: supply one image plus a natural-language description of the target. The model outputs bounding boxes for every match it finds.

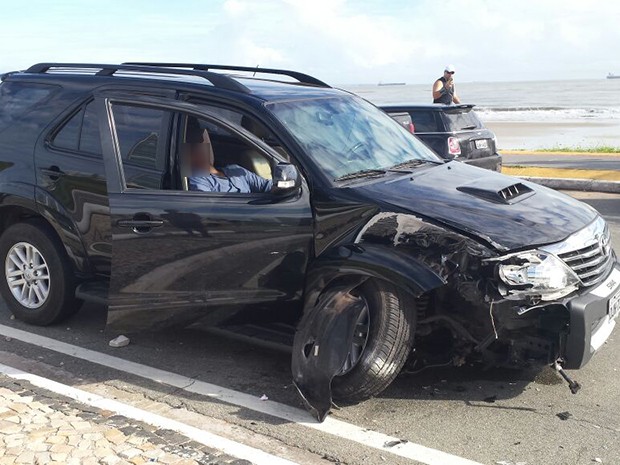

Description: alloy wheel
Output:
[5,242,51,309]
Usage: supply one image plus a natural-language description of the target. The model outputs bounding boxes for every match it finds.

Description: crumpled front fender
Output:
[303,243,447,320]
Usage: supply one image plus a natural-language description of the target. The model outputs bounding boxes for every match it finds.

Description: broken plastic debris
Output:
[593,459,602,463]
[109,335,130,348]
[260,394,269,401]
[384,439,408,448]
[556,411,573,421]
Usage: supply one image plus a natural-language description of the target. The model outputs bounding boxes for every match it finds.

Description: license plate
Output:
[475,139,488,149]
[609,289,620,320]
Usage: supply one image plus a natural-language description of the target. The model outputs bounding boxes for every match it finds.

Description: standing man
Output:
[432,64,460,104]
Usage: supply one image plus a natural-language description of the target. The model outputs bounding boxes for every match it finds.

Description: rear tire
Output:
[0,220,80,325]
[332,279,415,402]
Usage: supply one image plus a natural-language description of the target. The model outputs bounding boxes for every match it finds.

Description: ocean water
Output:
[342,79,620,122]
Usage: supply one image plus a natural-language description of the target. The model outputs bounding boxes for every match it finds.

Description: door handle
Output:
[41,166,65,180]
[118,214,164,234]
[118,219,164,228]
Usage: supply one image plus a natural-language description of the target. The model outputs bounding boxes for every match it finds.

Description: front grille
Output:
[550,218,615,288]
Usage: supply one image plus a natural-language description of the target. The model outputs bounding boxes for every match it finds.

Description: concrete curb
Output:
[502,150,620,158]
[517,176,620,194]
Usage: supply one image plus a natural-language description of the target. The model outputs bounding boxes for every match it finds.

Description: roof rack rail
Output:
[25,63,250,93]
[123,63,330,88]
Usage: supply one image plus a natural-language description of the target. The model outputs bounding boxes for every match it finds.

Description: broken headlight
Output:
[497,250,580,301]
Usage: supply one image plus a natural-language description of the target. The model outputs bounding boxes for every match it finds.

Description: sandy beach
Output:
[485,119,620,150]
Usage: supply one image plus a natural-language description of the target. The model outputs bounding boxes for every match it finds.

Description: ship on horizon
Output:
[378,81,406,86]
[607,72,620,79]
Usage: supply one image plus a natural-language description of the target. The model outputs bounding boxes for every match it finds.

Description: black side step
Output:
[75,281,109,306]
[205,322,295,354]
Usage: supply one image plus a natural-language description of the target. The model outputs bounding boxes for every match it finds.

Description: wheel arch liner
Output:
[294,245,446,421]
[292,280,369,422]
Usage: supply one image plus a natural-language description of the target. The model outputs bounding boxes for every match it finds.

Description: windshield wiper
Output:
[460,125,477,130]
[389,159,442,170]
[335,169,387,181]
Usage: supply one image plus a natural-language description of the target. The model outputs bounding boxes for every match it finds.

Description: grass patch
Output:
[502,166,620,181]
[508,145,620,153]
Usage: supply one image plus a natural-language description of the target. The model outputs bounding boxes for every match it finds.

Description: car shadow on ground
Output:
[379,362,564,405]
[0,300,569,424]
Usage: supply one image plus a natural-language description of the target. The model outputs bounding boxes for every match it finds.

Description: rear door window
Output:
[0,81,57,131]
[51,101,102,155]
[111,104,169,190]
[79,103,102,154]
[52,109,81,151]
[408,111,439,132]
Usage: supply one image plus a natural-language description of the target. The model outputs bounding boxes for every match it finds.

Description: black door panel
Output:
[96,94,314,330]
[106,190,313,329]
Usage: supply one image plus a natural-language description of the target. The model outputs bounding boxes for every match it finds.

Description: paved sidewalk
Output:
[0,375,252,465]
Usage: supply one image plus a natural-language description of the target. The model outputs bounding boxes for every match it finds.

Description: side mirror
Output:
[272,162,301,195]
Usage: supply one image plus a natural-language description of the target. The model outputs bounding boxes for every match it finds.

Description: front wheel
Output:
[332,280,416,402]
[0,220,80,325]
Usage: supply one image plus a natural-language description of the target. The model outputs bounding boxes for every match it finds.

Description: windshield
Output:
[442,109,483,131]
[267,95,440,180]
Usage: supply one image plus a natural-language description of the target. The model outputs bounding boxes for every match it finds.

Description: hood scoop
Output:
[457,180,534,204]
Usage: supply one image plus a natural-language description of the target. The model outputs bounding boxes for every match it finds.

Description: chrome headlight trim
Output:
[494,250,580,301]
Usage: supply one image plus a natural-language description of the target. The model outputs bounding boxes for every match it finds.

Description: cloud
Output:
[1,0,619,83]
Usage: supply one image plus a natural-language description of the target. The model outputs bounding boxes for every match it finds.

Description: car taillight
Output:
[409,122,415,133]
[448,137,461,156]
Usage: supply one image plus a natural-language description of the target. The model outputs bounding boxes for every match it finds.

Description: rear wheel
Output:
[332,279,415,402]
[0,220,80,325]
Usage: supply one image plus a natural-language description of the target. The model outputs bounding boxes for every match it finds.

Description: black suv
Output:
[382,104,502,171]
[0,63,618,421]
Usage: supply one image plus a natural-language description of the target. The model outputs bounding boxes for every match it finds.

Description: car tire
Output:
[331,279,415,402]
[0,220,80,325]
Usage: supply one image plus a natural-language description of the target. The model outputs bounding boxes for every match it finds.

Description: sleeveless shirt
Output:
[433,76,454,104]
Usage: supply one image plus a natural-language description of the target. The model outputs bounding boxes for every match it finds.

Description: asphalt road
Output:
[502,152,620,171]
[0,191,619,465]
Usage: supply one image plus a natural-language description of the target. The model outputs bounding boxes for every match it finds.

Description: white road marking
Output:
[0,324,484,465]
[0,362,299,465]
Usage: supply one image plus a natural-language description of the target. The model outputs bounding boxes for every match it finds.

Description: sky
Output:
[1,0,620,85]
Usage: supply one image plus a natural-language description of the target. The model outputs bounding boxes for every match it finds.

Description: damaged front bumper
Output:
[562,264,620,369]
[487,216,618,369]
[496,263,620,370]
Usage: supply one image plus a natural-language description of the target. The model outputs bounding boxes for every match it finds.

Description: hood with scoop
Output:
[355,162,597,251]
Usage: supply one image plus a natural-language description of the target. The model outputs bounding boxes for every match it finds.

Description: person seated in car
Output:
[186,120,272,194]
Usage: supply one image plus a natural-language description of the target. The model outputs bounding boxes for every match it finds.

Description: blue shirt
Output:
[189,165,272,193]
